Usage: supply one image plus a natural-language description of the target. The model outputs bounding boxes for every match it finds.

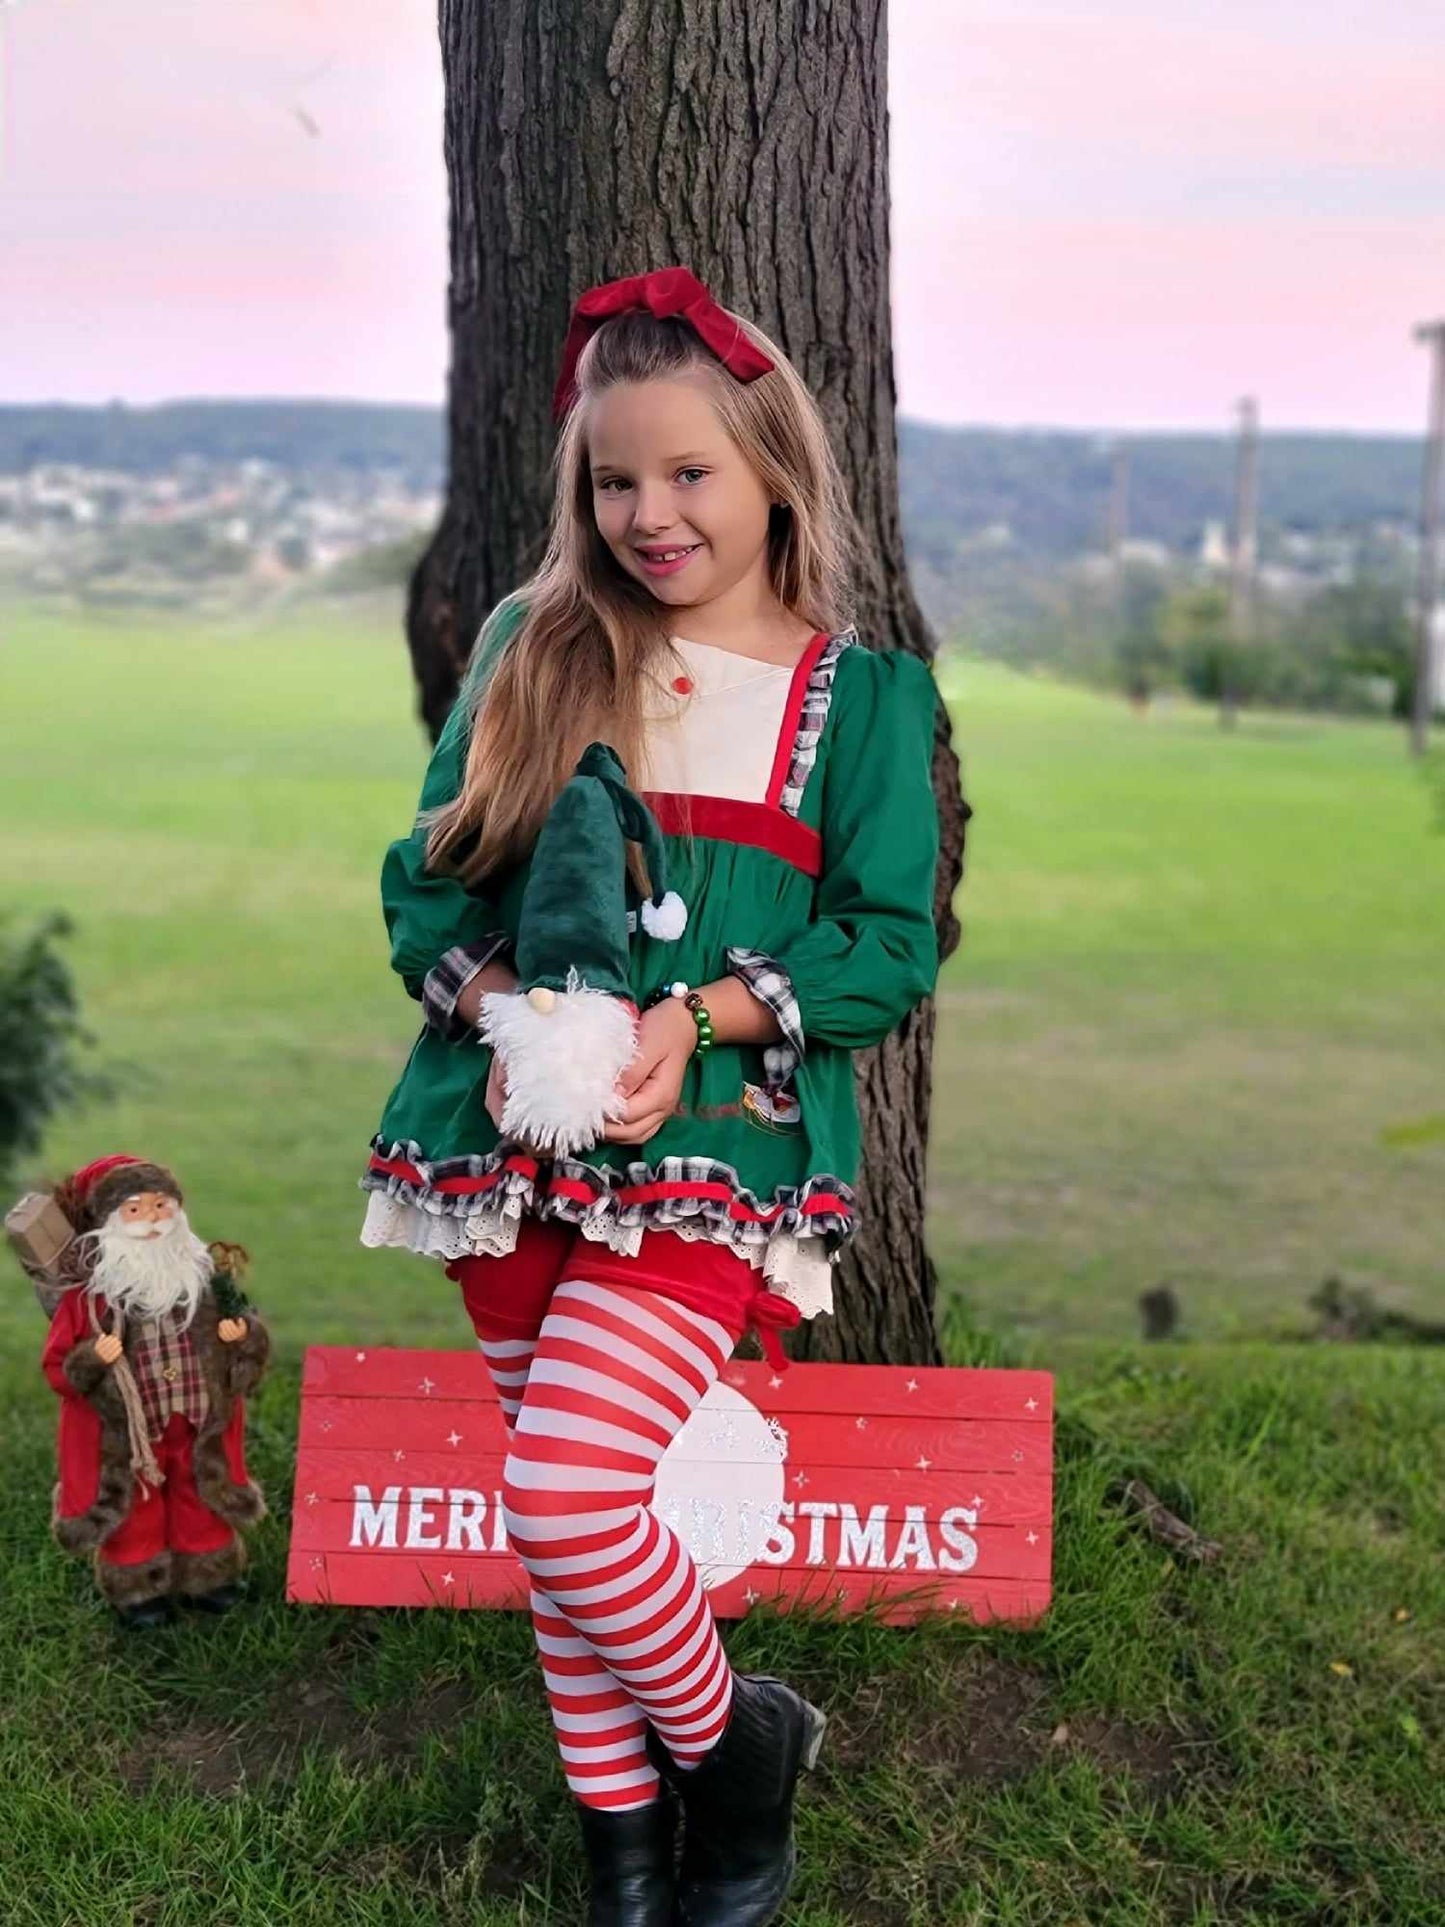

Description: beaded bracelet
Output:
[643,979,715,1057]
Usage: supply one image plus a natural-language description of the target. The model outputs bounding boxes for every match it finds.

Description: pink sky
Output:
[2,0,1442,430]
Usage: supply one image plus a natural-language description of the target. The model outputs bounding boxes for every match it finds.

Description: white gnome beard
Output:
[84,1207,212,1328]
[480,968,639,1160]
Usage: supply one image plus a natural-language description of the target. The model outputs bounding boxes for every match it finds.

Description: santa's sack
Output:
[5,1191,80,1317]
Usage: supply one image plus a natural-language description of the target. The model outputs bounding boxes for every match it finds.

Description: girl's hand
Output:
[484,1051,552,1159]
[602,1000,695,1145]
[483,1051,510,1134]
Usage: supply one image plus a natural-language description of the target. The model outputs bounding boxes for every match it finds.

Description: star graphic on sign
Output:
[319,1418,333,1433]
[441,1572,455,1587]
[305,1492,319,1507]
[309,1556,324,1571]
[1026,1531,1039,1545]
[355,1351,367,1363]
[768,1375,783,1390]
[1025,1396,1038,1411]
[948,1598,961,1611]
[393,1448,406,1462]
[419,1376,436,1396]
[905,1378,919,1393]
[446,1430,463,1447]
[916,1455,932,1471]
[855,1416,868,1430]
[792,1470,809,1489]
[1012,1449,1024,1462]
[744,1587,761,1605]
[970,1494,983,1509]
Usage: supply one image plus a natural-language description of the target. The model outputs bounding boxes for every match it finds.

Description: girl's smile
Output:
[635,542,704,576]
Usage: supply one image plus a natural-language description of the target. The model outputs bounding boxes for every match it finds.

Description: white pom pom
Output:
[640,890,688,941]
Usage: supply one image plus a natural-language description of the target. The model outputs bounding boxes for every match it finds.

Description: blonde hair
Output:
[422,301,857,890]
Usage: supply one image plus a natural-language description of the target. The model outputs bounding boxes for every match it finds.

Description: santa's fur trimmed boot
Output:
[172,1536,248,1614]
[645,1672,827,1926]
[95,1549,174,1630]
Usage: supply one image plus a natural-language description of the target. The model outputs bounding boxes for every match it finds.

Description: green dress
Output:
[360,595,942,1320]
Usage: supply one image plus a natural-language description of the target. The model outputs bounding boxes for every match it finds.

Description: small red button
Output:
[672,675,694,695]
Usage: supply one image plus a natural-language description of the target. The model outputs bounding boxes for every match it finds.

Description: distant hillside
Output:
[899,421,1424,564]
[0,400,1424,560]
[0,401,443,486]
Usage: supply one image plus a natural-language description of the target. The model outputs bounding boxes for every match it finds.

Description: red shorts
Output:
[445,1217,802,1371]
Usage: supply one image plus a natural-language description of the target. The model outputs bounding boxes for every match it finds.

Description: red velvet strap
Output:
[747,1288,802,1373]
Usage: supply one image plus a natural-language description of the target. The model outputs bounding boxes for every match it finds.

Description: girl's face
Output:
[587,375,775,611]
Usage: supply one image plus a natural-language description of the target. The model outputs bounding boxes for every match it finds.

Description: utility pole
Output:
[1410,321,1445,758]
[1108,441,1129,614]
[1221,396,1259,728]
[1229,396,1259,643]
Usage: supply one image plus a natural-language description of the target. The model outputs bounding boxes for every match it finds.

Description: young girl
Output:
[360,267,941,1927]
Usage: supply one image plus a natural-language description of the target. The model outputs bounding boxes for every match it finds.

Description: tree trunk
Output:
[415,0,969,1366]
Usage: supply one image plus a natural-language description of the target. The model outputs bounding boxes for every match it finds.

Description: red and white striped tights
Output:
[476,1276,744,1811]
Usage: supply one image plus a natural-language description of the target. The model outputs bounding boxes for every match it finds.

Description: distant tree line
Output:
[0,401,444,487]
[1111,566,1418,719]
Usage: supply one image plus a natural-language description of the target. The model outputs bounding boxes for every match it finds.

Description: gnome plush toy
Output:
[18,1155,270,1631]
[478,741,687,1158]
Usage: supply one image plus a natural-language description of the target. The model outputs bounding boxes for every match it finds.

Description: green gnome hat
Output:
[478,742,687,1158]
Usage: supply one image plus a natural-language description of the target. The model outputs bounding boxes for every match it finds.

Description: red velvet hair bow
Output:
[551,267,775,423]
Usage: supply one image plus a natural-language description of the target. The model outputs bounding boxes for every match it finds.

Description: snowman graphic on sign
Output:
[652,1381,789,1589]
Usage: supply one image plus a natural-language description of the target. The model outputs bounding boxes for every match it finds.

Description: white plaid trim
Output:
[778,630,856,816]
[364,1136,854,1255]
[726,947,804,1085]
[422,934,513,1041]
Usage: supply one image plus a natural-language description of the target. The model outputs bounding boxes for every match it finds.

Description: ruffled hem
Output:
[359,1137,848,1321]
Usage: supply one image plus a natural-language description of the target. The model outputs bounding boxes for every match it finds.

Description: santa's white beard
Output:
[83,1208,213,1327]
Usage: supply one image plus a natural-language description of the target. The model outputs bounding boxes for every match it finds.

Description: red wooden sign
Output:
[286,1349,1052,1626]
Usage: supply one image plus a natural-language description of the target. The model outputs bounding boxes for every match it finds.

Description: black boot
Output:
[646,1673,827,1926]
[177,1581,247,1615]
[114,1596,174,1632]
[575,1788,680,1926]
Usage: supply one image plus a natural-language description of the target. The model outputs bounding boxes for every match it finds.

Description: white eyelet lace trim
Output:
[359,1191,836,1320]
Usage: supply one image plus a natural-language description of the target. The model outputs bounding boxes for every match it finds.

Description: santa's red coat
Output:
[41,1285,254,1528]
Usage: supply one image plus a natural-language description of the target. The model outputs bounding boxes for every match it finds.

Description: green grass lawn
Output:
[1,599,1441,1923]
[930,656,1445,1343]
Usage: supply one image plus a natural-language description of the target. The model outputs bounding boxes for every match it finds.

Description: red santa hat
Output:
[67,1155,183,1234]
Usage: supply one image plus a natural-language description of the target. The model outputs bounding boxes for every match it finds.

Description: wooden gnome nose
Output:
[527,986,557,1014]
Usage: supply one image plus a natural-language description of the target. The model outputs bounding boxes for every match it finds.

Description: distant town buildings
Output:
[1198,520,1231,572]
[0,457,441,602]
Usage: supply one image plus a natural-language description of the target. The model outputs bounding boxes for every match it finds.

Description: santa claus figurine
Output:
[28,1154,270,1630]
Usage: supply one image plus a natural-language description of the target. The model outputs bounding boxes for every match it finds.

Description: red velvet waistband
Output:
[447,1222,802,1370]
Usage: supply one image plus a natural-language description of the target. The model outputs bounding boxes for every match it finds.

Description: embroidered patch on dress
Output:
[741,1081,802,1134]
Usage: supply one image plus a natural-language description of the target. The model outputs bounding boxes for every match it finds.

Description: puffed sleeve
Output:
[381,595,526,1040]
[727,645,941,1055]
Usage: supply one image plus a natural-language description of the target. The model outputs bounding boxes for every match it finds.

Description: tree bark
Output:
[416,0,968,1365]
